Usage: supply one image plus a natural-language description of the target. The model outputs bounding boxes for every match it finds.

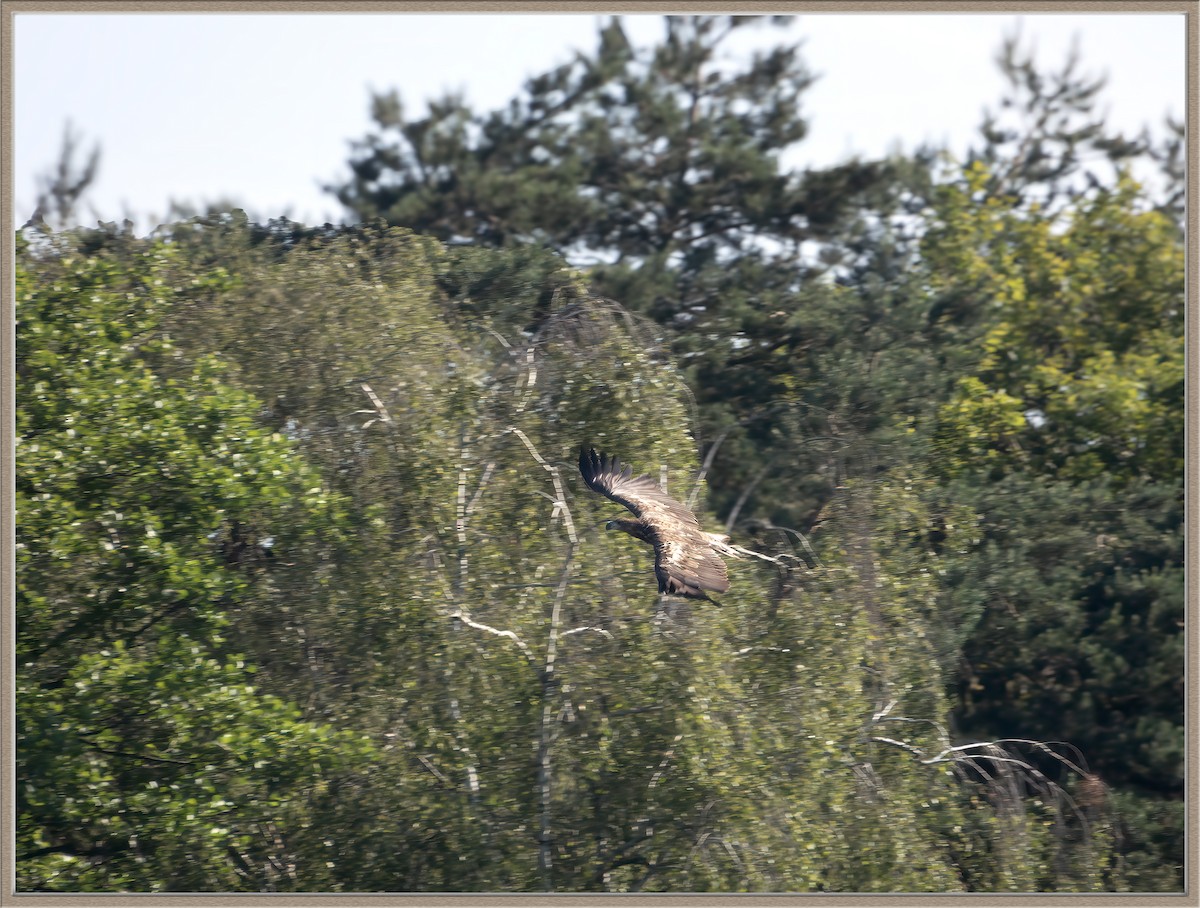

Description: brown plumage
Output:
[578,447,731,600]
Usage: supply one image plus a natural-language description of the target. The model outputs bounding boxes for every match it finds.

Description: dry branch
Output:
[450,607,535,665]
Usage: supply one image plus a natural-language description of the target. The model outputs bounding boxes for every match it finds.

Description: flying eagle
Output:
[579,447,733,600]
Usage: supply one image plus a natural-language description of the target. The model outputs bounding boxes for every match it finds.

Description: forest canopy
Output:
[14,16,1185,893]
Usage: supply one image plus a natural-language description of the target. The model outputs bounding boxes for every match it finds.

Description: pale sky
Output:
[12,12,1186,230]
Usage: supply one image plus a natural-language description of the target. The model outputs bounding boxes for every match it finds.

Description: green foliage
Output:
[324,15,916,537]
[16,17,1183,895]
[927,169,1183,483]
[969,33,1144,211]
[920,164,1184,890]
[329,17,817,254]
[17,218,1136,892]
[15,232,371,891]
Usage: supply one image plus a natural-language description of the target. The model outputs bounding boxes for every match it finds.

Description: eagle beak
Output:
[604,520,616,531]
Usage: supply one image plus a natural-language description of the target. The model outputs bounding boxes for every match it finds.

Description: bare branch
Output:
[482,325,513,350]
[734,645,792,657]
[723,541,804,567]
[736,520,821,568]
[415,753,451,787]
[504,426,578,544]
[359,382,393,425]
[450,607,535,665]
[562,625,614,641]
[541,545,576,688]
[466,461,497,521]
[514,341,538,415]
[868,735,926,759]
[78,736,195,766]
[456,432,473,594]
[724,462,771,533]
[877,715,952,753]
[689,424,738,510]
[648,733,685,790]
[538,543,578,889]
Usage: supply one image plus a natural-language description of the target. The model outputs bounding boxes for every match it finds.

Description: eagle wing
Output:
[579,447,730,597]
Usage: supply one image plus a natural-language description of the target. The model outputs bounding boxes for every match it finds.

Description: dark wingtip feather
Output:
[579,447,591,484]
[579,446,605,490]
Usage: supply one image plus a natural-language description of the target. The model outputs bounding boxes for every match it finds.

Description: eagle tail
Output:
[706,533,742,560]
